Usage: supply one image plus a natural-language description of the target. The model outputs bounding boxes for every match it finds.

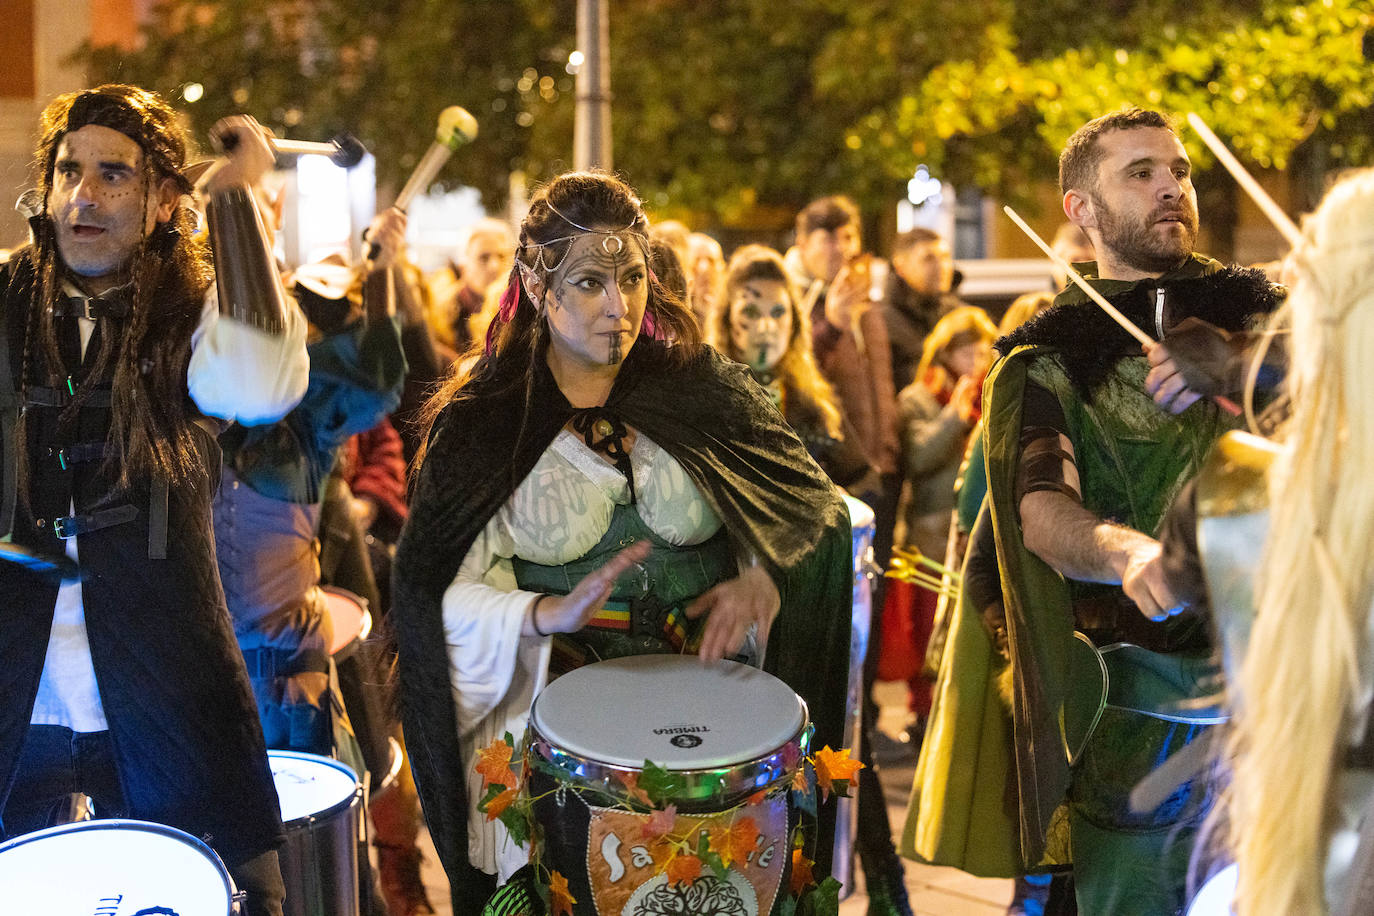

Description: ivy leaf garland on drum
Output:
[473,732,862,916]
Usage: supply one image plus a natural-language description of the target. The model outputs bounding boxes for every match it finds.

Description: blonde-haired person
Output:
[892,306,997,735]
[1166,168,1374,915]
[897,306,998,559]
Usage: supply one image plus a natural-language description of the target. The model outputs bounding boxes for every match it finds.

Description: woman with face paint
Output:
[391,172,855,913]
[713,245,876,493]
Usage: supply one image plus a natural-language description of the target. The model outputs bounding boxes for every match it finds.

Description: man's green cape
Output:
[902,256,1283,873]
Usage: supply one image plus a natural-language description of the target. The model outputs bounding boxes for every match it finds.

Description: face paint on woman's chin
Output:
[607,330,624,365]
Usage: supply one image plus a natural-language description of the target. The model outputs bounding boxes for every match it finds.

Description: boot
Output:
[369,742,435,916]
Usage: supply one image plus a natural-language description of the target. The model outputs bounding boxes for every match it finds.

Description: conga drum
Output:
[268,750,364,916]
[528,655,808,916]
[837,495,875,894]
[0,819,238,914]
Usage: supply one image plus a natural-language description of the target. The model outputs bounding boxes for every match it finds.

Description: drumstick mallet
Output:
[1003,206,1242,417]
[367,105,479,258]
[1186,112,1303,250]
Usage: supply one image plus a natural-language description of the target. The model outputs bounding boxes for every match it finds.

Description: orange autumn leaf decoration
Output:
[812,745,863,801]
[665,853,702,886]
[710,817,761,870]
[747,790,768,807]
[484,787,519,821]
[475,738,518,789]
[617,771,653,806]
[790,848,816,896]
[549,869,577,916]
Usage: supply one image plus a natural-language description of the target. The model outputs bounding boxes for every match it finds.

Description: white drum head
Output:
[531,655,805,769]
[1186,864,1237,916]
[0,819,232,915]
[268,750,360,824]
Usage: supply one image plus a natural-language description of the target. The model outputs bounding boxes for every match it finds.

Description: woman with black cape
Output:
[391,171,854,915]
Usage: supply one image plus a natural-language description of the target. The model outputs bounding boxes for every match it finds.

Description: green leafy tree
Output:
[840,0,1374,212]
[85,0,1374,234]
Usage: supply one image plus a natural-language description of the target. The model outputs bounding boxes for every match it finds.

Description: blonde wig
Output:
[1226,168,1374,915]
[712,244,843,439]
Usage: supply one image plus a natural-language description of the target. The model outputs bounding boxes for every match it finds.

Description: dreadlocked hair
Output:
[24,84,211,496]
[412,170,702,481]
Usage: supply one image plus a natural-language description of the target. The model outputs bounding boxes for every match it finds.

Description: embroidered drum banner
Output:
[585,793,788,916]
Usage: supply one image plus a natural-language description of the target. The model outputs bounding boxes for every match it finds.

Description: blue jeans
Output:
[1,725,285,916]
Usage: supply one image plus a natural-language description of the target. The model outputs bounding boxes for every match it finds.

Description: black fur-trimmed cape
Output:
[392,339,853,915]
[997,256,1285,400]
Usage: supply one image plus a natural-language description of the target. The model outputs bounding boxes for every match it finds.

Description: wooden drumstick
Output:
[1003,206,1154,346]
[1186,112,1303,250]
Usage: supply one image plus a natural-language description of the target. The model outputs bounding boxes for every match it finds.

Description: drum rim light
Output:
[529,717,811,810]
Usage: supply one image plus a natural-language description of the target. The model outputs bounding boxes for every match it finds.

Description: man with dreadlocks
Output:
[0,85,308,915]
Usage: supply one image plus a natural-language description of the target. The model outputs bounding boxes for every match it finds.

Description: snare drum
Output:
[269,750,364,916]
[529,655,809,916]
[0,818,237,915]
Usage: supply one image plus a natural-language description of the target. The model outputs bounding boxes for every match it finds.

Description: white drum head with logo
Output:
[0,819,233,915]
[268,750,360,825]
[532,655,805,769]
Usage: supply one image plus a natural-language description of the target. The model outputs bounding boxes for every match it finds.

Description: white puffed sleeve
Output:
[443,511,552,877]
[187,285,309,425]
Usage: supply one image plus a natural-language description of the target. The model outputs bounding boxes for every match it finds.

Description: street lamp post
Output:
[574,0,611,170]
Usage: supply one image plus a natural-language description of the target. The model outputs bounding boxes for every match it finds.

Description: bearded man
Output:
[973,108,1283,914]
[0,85,308,915]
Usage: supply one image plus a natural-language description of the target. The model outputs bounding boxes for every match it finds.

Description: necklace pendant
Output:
[594,418,615,439]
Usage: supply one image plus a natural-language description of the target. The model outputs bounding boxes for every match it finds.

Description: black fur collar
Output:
[996,264,1283,399]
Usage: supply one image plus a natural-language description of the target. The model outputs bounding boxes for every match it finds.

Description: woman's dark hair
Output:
[19,84,210,497]
[412,170,702,472]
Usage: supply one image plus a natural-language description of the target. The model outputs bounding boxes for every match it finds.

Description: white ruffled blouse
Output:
[442,428,723,878]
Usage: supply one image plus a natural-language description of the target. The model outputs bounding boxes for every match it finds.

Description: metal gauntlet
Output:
[207,186,289,335]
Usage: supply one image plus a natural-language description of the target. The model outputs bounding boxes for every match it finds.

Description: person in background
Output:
[713,244,876,493]
[429,218,513,355]
[883,228,965,393]
[894,307,997,737]
[1049,222,1095,292]
[687,231,726,329]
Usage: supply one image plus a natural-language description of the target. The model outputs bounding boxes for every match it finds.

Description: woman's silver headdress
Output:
[520,199,649,275]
